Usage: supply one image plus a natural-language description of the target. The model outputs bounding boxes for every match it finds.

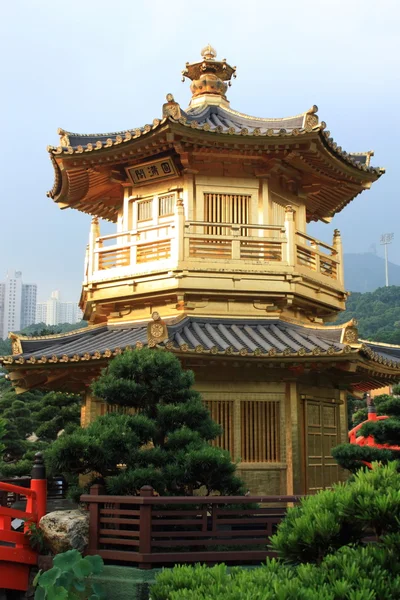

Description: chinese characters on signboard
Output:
[127,158,177,185]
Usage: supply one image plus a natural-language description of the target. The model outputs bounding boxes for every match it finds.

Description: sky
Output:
[0,0,399,302]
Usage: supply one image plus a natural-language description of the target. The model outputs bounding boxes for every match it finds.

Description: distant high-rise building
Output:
[35,291,83,326]
[35,302,47,324]
[0,270,37,339]
[21,284,37,330]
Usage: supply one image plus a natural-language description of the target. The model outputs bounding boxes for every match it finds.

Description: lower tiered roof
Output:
[6,317,350,362]
[1,317,400,395]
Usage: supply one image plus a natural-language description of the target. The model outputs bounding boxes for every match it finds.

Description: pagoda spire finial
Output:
[182,46,236,108]
[201,44,217,60]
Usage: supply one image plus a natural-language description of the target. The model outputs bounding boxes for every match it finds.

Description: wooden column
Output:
[338,389,348,443]
[139,485,153,569]
[88,484,105,555]
[259,179,269,226]
[333,229,344,286]
[88,218,100,277]
[285,382,302,494]
[82,390,105,427]
[184,174,195,221]
[174,196,185,263]
[284,206,296,267]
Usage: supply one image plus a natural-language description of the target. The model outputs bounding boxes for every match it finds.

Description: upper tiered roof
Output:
[46,47,383,223]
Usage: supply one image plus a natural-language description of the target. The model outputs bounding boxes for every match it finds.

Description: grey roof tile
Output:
[269,324,302,351]
[5,317,400,369]
[204,323,230,350]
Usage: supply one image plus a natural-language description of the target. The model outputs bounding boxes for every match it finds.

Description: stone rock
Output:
[39,509,89,554]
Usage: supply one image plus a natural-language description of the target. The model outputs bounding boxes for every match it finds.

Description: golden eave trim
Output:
[0,343,357,367]
[359,338,400,350]
[359,345,400,369]
[11,322,104,342]
[46,114,382,177]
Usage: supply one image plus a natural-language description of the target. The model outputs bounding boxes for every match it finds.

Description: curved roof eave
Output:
[46,104,383,179]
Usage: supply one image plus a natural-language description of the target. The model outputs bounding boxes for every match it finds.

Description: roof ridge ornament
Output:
[162,94,182,120]
[304,105,319,131]
[182,46,236,109]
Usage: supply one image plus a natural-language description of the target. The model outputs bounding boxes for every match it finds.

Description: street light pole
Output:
[380,233,394,287]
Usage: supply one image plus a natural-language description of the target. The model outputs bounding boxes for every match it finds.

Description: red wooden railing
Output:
[0,453,47,592]
[81,485,301,569]
[0,476,66,508]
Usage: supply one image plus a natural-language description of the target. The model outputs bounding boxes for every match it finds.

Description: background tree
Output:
[46,348,244,497]
[337,285,400,344]
[34,391,80,440]
[333,392,400,473]
[0,418,7,456]
[347,392,368,428]
[0,320,88,356]
[0,374,81,477]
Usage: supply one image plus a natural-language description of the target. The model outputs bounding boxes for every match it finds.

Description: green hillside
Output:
[337,286,400,344]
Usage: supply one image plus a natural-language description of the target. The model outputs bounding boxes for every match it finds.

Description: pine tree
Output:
[0,418,6,456]
[34,391,80,440]
[0,382,81,476]
[333,393,400,473]
[46,348,245,497]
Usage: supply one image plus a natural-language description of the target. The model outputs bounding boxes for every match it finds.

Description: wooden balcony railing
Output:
[296,232,340,280]
[84,210,343,287]
[184,222,285,262]
[91,223,175,274]
[81,484,301,569]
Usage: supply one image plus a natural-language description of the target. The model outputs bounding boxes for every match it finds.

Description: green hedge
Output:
[151,543,400,599]
[151,463,400,599]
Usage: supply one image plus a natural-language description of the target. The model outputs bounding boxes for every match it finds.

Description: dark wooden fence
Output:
[81,485,301,569]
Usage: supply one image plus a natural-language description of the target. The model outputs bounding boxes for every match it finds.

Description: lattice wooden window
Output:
[137,199,153,222]
[159,193,175,217]
[240,401,280,462]
[204,400,234,456]
[204,193,250,235]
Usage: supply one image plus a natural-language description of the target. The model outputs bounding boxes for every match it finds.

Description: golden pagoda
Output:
[3,47,399,495]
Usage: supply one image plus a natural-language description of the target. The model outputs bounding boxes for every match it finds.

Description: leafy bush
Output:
[34,549,105,599]
[26,522,50,555]
[271,462,400,563]
[150,464,400,599]
[269,485,362,564]
[334,395,400,473]
[151,544,400,600]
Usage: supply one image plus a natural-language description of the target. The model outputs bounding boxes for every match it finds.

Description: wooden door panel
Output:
[305,400,340,493]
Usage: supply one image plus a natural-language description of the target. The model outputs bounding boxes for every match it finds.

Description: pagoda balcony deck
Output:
[84,215,344,292]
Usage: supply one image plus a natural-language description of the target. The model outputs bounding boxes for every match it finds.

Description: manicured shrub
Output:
[271,462,400,563]
[151,464,400,599]
[152,543,400,599]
